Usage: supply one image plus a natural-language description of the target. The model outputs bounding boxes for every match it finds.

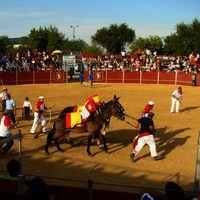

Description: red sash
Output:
[133,132,150,149]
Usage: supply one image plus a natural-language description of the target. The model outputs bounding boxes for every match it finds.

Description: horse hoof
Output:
[100,147,108,151]
[58,149,64,152]
[45,151,50,155]
[87,152,93,156]
[69,141,74,147]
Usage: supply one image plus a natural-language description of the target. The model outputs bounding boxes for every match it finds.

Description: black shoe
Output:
[130,153,135,162]
[153,155,162,161]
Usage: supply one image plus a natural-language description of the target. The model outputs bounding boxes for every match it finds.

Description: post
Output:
[140,70,142,84]
[194,131,200,192]
[87,179,93,200]
[17,130,24,197]
[70,25,79,40]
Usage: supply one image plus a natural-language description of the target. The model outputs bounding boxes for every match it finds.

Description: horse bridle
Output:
[113,100,125,120]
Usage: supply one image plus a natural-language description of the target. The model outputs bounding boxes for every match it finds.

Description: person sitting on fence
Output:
[0,111,17,156]
[23,176,56,200]
[0,159,20,180]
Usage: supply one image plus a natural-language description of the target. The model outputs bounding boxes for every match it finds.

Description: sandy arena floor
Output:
[0,82,199,193]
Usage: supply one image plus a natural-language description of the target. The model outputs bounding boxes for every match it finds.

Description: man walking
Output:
[5,93,17,125]
[30,96,47,139]
[170,87,183,113]
[130,112,161,162]
[141,101,155,117]
[88,71,94,88]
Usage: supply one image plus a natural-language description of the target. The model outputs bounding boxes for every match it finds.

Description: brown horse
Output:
[44,95,125,155]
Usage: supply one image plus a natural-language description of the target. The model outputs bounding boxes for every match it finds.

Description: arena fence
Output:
[194,132,200,192]
[0,70,67,85]
[0,130,24,197]
[0,70,198,86]
[84,70,198,86]
[0,130,199,199]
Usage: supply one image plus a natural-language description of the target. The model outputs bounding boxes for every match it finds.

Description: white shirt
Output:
[0,92,7,100]
[23,100,32,110]
[0,116,11,137]
[172,89,183,100]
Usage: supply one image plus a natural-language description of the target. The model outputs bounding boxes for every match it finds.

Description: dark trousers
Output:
[23,107,31,120]
[0,136,14,154]
[1,100,6,112]
[5,109,16,124]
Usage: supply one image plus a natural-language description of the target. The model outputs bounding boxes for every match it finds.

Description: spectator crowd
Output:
[0,49,200,74]
[0,49,63,72]
[82,50,200,74]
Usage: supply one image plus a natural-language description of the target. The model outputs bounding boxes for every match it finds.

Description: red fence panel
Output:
[0,70,198,86]
[106,71,124,83]
[0,71,67,85]
[177,73,192,86]
[159,71,176,85]
[124,71,140,83]
[140,72,158,84]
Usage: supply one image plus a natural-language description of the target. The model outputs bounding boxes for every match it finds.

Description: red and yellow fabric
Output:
[65,106,83,128]
[84,94,100,113]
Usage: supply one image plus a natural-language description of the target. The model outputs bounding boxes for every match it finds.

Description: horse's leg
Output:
[65,130,74,147]
[87,135,93,156]
[100,134,108,152]
[54,139,64,152]
[45,129,54,155]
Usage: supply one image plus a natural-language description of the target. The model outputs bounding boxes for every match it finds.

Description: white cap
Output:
[39,96,44,99]
[148,101,155,105]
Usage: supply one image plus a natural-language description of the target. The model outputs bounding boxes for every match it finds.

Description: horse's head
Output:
[111,95,125,120]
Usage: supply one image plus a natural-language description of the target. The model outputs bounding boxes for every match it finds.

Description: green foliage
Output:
[83,44,102,54]
[91,23,135,53]
[62,39,88,54]
[164,18,200,55]
[130,36,163,54]
[0,36,9,52]
[1,18,200,56]
[27,25,65,53]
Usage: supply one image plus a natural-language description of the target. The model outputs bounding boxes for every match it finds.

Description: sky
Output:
[0,0,199,44]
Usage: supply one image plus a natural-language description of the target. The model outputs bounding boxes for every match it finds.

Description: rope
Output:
[125,113,137,120]
[46,104,56,129]
[124,120,137,128]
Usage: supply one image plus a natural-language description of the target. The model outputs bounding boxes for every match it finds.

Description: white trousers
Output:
[133,135,158,157]
[30,112,46,133]
[170,97,180,113]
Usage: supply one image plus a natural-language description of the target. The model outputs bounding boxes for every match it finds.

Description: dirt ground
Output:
[0,82,200,193]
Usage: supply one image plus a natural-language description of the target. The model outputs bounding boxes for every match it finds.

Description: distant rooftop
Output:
[9,37,21,45]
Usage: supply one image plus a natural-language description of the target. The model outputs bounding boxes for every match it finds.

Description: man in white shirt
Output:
[0,88,8,112]
[170,87,183,113]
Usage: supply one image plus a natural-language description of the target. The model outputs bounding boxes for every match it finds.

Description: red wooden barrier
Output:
[0,71,67,85]
[85,70,197,86]
[0,70,197,86]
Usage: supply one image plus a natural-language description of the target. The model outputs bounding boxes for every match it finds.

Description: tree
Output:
[83,44,102,54]
[130,36,163,54]
[163,18,200,55]
[27,25,65,53]
[0,35,10,52]
[91,23,135,53]
[63,39,88,54]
